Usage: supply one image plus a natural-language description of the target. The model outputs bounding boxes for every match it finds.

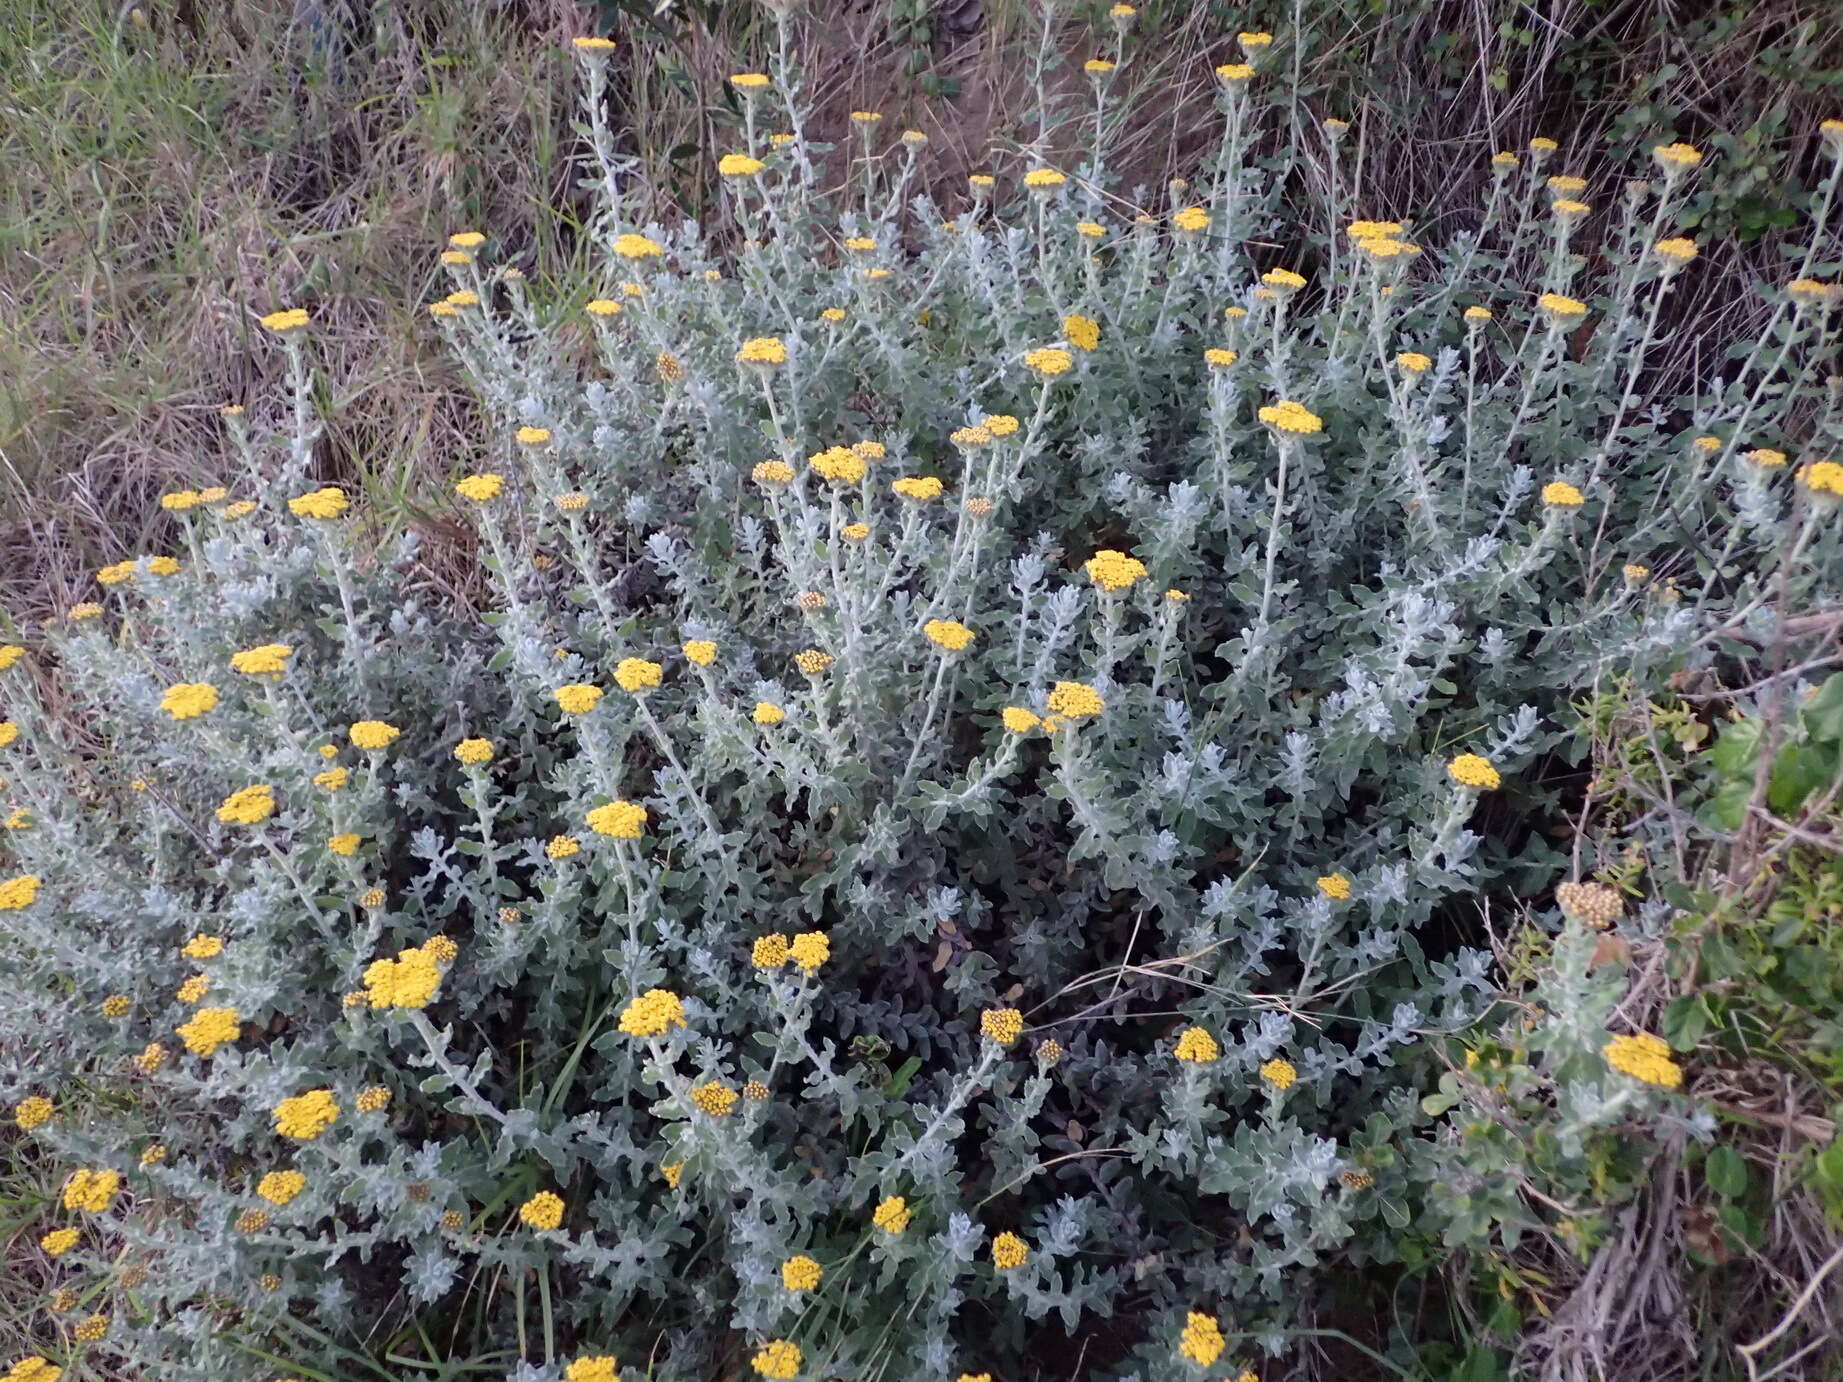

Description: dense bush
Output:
[3,15,1841,1381]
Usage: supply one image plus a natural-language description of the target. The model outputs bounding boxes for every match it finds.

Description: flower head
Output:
[1258,400,1323,434]
[257,1170,306,1206]
[691,1081,738,1116]
[1063,313,1101,351]
[14,1096,52,1130]
[1316,873,1352,900]
[1653,141,1702,171]
[1215,63,1254,84]
[893,475,944,501]
[753,460,795,487]
[519,1191,565,1230]
[794,649,833,676]
[1085,549,1147,591]
[719,153,765,177]
[1259,1058,1298,1091]
[1799,460,1843,498]
[991,1231,1029,1269]
[215,785,275,826]
[1001,707,1041,734]
[349,720,401,750]
[781,1256,822,1291]
[260,307,310,334]
[1174,1027,1220,1063]
[178,1007,241,1057]
[1046,681,1104,718]
[1205,347,1239,368]
[1542,480,1585,507]
[612,233,663,261]
[1023,168,1066,190]
[736,336,788,366]
[614,657,664,693]
[1556,880,1625,928]
[873,1195,911,1234]
[789,931,830,971]
[1654,237,1698,266]
[1603,1032,1682,1089]
[455,473,504,502]
[1179,1311,1226,1366]
[618,988,686,1037]
[753,1341,801,1380]
[565,1359,620,1382]
[810,445,867,485]
[1745,448,1789,469]
[587,800,647,838]
[923,619,976,652]
[1447,753,1501,789]
[754,701,786,725]
[752,933,791,969]
[554,683,603,715]
[1537,292,1588,323]
[1396,351,1432,374]
[454,737,493,766]
[231,643,293,677]
[1173,206,1211,233]
[980,1007,1024,1045]
[63,1168,121,1214]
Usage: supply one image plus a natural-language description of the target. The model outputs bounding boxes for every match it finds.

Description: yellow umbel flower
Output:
[313,766,348,791]
[618,988,686,1037]
[272,1088,340,1141]
[753,1340,801,1380]
[1316,874,1352,900]
[565,1358,620,1382]
[841,522,870,542]
[362,944,444,1009]
[1215,63,1254,84]
[160,683,219,720]
[754,702,787,725]
[455,473,504,502]
[1173,206,1211,232]
[216,785,275,826]
[752,933,791,969]
[1798,460,1843,497]
[991,1231,1029,1269]
[780,1256,822,1291]
[257,1170,306,1205]
[730,72,770,90]
[980,1008,1024,1045]
[894,475,944,500]
[519,1191,565,1230]
[1258,400,1323,434]
[1745,448,1788,468]
[789,931,830,971]
[614,657,664,693]
[260,307,310,333]
[691,1081,738,1117]
[1261,266,1306,291]
[1002,707,1041,734]
[1446,753,1501,789]
[41,1228,79,1256]
[289,486,348,519]
[553,683,604,715]
[1047,681,1104,719]
[355,1085,391,1113]
[1205,347,1239,368]
[1396,352,1432,374]
[736,336,788,366]
[923,619,976,652]
[1025,347,1074,377]
[1542,481,1585,507]
[547,835,581,860]
[1179,1310,1226,1366]
[750,459,790,486]
[1654,237,1698,266]
[454,738,493,766]
[1603,1032,1683,1089]
[1537,292,1588,322]
[0,874,40,911]
[612,233,663,260]
[182,933,224,959]
[1173,1027,1220,1063]
[683,640,717,666]
[177,1007,241,1057]
[1652,141,1702,171]
[810,445,867,484]
[349,720,402,750]
[1259,1058,1298,1091]
[1464,305,1494,323]
[795,649,833,676]
[719,153,765,176]
[13,1096,52,1129]
[1023,168,1066,189]
[873,1195,911,1234]
[1085,549,1147,591]
[587,800,647,838]
[1063,313,1101,351]
[231,643,293,677]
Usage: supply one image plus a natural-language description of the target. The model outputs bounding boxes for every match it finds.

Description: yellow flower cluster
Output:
[1260,1058,1298,1091]
[231,643,293,677]
[1446,753,1501,789]
[618,988,686,1037]
[1316,873,1352,900]
[1538,292,1588,321]
[182,933,224,959]
[215,785,275,826]
[1046,681,1104,719]
[780,1255,822,1291]
[1063,313,1101,351]
[289,486,349,519]
[454,738,494,765]
[1085,549,1147,591]
[554,683,603,715]
[587,799,647,838]
[615,657,664,693]
[1025,347,1073,377]
[455,473,504,502]
[176,974,209,1003]
[1258,400,1323,434]
[274,1089,339,1140]
[873,1195,911,1234]
[1179,1311,1226,1366]
[565,1358,619,1382]
[1603,1032,1683,1089]
[718,153,765,176]
[1173,206,1211,232]
[991,1231,1029,1269]
[894,475,944,500]
[362,941,447,1009]
[260,307,310,333]
[683,640,717,665]
[1801,461,1843,497]
[14,1096,52,1129]
[1174,1026,1220,1063]
[349,720,402,750]
[63,1169,120,1213]
[178,1007,241,1057]
[0,874,41,911]
[160,682,219,720]
[691,1081,738,1117]
[923,619,975,651]
[753,1341,801,1380]
[1002,707,1041,734]
[737,336,788,366]
[257,1170,307,1205]
[612,233,663,260]
[356,1085,391,1113]
[810,445,867,485]
[754,702,786,725]
[980,1008,1024,1045]
[795,649,833,676]
[1542,481,1585,507]
[520,1191,565,1230]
